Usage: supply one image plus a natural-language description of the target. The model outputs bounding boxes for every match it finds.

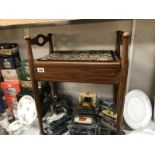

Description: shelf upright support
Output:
[24,36,44,134]
[115,30,123,58]
[48,33,54,53]
[114,31,123,104]
[117,32,130,134]
[47,33,57,96]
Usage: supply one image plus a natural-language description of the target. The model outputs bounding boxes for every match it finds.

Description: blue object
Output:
[0,90,6,114]
[0,51,21,69]
[102,99,114,108]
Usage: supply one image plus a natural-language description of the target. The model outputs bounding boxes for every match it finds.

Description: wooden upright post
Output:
[117,32,130,134]
[47,33,53,54]
[114,31,123,104]
[115,31,123,58]
[47,33,57,96]
[24,36,44,134]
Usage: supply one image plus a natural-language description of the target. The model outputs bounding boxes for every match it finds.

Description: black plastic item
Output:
[44,126,68,135]
[52,126,68,135]
[96,124,112,135]
[16,88,33,101]
[100,119,117,132]
[44,115,71,135]
[7,112,15,123]
[98,99,116,112]
[50,115,71,130]
[39,81,51,99]
[44,127,53,135]
[68,124,97,135]
[52,95,73,115]
[77,106,96,115]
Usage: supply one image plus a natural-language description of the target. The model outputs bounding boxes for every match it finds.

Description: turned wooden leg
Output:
[117,32,129,134]
[52,82,57,96]
[117,80,126,134]
[114,84,118,104]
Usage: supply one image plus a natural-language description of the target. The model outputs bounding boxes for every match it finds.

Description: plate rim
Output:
[124,89,152,130]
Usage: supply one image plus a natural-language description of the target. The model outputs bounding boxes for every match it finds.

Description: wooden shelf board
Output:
[0,19,130,30]
[0,19,71,27]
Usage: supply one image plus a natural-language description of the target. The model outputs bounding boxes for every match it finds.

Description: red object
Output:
[5,96,18,110]
[1,81,21,97]
[79,116,87,121]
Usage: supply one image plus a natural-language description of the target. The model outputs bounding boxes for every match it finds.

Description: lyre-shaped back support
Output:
[25,33,53,54]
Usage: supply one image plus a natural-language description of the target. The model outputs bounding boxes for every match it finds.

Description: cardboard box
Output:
[21,80,32,88]
[0,43,18,55]
[1,81,21,96]
[1,68,21,81]
[20,60,30,75]
[0,51,21,69]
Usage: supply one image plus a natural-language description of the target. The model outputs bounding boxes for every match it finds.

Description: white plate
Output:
[124,89,152,130]
[8,120,25,135]
[18,95,37,124]
[128,129,155,135]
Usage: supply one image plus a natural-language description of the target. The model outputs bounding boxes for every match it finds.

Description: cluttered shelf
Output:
[24,30,130,135]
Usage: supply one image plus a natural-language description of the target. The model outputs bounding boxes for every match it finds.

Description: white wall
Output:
[128,20,155,99]
[0,20,133,102]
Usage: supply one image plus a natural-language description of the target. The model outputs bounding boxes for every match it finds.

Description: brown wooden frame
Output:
[24,31,130,135]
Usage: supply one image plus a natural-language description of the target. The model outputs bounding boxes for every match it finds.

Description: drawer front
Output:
[35,66,120,84]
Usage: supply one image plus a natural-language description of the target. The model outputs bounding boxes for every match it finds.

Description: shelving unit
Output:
[0,19,129,30]
[24,29,130,134]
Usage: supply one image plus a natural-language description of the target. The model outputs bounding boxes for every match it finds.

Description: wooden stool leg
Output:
[25,37,44,134]
[51,81,57,96]
[117,32,129,134]
[114,84,118,104]
[117,78,127,134]
[32,80,44,134]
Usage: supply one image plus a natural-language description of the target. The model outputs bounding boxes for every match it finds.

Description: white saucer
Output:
[124,90,152,130]
[8,95,37,134]
[17,95,37,124]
